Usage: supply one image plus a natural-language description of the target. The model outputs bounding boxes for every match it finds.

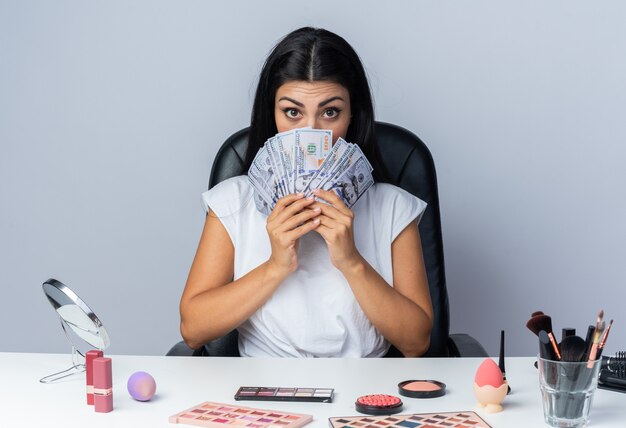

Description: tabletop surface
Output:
[1,353,623,427]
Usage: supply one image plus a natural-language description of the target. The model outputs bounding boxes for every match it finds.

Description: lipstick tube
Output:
[86,350,103,405]
[93,357,113,413]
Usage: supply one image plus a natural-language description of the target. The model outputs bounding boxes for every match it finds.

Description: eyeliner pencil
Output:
[499,330,511,394]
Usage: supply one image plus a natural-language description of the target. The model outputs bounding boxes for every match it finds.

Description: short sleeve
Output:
[201,176,251,215]
[200,176,252,243]
[375,184,427,242]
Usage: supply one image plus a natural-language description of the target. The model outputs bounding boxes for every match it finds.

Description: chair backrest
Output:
[208,122,450,357]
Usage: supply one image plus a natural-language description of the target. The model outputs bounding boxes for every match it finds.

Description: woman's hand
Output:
[310,188,362,271]
[266,193,321,275]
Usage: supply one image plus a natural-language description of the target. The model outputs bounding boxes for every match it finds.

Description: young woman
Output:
[180,27,433,357]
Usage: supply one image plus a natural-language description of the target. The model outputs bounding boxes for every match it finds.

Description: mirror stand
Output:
[39,318,86,383]
[40,278,110,384]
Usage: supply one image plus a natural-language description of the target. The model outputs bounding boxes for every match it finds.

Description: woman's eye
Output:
[323,108,340,118]
[284,108,299,118]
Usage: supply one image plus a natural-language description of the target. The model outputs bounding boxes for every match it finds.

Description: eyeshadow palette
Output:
[169,401,313,428]
[235,386,334,403]
[329,411,492,428]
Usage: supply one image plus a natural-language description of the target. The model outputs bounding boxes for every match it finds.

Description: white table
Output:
[1,353,623,427]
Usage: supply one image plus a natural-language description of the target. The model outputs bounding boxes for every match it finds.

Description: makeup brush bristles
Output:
[586,315,606,367]
[559,335,587,362]
[526,314,553,336]
[527,313,561,360]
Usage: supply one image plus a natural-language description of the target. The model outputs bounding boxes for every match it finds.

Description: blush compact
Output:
[398,380,446,399]
[355,394,403,415]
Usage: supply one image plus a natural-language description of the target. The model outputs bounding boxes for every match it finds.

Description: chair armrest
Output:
[166,331,240,357]
[447,333,489,357]
[166,340,196,356]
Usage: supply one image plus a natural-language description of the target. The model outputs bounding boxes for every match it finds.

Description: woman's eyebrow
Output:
[277,96,345,107]
[277,96,303,107]
[318,96,344,107]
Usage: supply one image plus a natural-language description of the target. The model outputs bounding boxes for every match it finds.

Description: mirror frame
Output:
[42,278,111,351]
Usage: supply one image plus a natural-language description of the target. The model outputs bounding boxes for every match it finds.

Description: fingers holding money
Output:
[311,188,353,218]
[310,188,360,271]
[266,194,321,274]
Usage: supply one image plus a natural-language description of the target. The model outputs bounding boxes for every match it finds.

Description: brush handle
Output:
[562,328,576,341]
[548,332,562,360]
[587,343,600,368]
[539,330,556,360]
[582,325,595,361]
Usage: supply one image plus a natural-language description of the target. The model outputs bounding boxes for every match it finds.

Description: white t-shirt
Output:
[202,175,427,357]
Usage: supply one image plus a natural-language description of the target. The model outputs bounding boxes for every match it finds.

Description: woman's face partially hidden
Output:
[274,80,351,143]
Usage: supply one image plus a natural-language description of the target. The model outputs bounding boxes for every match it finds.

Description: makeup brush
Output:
[597,319,613,360]
[559,335,587,362]
[587,312,606,368]
[581,325,595,361]
[527,314,562,360]
[498,330,511,394]
[561,328,576,341]
[539,330,556,360]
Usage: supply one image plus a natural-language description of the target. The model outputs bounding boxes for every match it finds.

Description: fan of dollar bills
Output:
[248,128,374,216]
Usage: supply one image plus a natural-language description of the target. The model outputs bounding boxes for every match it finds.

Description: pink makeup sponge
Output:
[127,371,156,401]
[474,358,504,388]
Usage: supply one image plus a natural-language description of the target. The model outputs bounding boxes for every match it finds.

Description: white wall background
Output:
[1,1,625,358]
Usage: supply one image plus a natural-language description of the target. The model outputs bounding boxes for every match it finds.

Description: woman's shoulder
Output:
[201,175,253,214]
[364,183,428,237]
[368,182,427,210]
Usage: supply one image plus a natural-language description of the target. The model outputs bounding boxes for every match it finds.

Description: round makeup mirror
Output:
[40,278,110,383]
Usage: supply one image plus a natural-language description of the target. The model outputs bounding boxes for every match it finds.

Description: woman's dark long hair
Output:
[246,27,389,183]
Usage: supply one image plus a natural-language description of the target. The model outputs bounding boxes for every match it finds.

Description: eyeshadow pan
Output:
[396,421,419,428]
[202,404,218,409]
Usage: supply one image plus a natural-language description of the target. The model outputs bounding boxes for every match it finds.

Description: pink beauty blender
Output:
[475,358,504,387]
[127,371,156,401]
[473,358,507,413]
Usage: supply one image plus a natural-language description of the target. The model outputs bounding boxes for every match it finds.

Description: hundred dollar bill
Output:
[293,128,332,192]
[275,129,297,194]
[265,136,288,198]
[326,156,374,208]
[317,143,359,191]
[303,137,350,196]
[248,162,276,206]
[250,179,273,216]
[250,145,281,202]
